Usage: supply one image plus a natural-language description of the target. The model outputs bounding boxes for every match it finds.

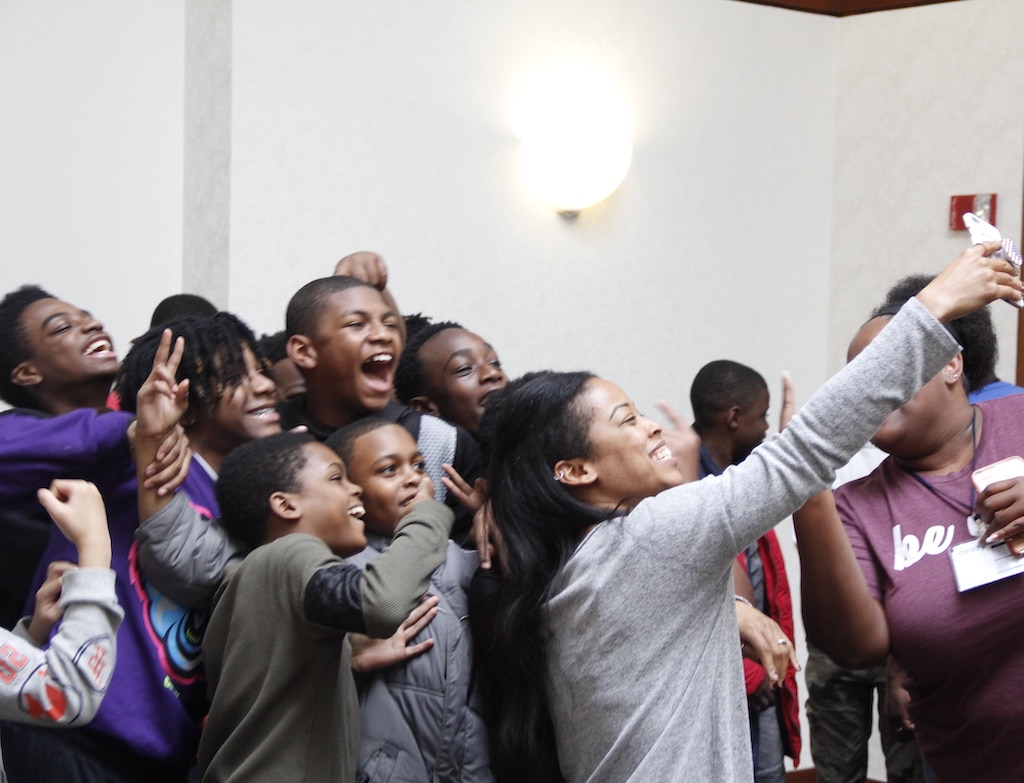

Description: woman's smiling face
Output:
[570,378,684,510]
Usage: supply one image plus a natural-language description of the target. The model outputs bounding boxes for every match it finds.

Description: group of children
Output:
[3,245,1015,783]
[0,257,510,782]
[0,249,814,783]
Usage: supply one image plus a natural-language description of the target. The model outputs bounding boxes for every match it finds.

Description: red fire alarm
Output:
[950,194,997,230]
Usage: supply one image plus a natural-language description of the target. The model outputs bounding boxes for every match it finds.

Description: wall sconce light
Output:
[521,136,633,218]
[515,63,633,218]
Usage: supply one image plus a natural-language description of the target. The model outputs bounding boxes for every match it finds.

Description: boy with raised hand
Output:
[116,315,282,608]
[197,431,454,783]
[279,271,483,541]
[690,359,800,782]
[326,417,492,782]
[0,479,121,726]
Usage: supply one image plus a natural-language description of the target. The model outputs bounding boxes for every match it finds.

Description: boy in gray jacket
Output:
[328,418,492,783]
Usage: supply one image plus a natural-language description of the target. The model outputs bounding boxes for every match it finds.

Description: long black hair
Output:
[481,370,609,783]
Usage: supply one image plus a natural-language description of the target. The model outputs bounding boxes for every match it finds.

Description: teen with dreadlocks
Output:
[115,312,282,607]
[118,312,280,474]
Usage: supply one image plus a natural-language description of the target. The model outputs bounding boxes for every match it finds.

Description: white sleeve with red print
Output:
[0,568,122,726]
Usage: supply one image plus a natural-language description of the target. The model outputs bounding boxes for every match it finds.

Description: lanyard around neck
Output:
[896,407,978,515]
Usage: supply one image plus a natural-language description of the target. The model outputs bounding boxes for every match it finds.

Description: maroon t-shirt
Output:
[837,395,1024,783]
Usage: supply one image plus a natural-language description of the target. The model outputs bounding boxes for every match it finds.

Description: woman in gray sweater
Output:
[478,242,1018,783]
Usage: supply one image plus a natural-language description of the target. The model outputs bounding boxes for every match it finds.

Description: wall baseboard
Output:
[787,771,884,783]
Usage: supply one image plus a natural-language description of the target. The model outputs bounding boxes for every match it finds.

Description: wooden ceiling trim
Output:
[731,0,960,17]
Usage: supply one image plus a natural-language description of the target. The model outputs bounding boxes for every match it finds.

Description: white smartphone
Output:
[963,212,1003,244]
[963,213,1024,309]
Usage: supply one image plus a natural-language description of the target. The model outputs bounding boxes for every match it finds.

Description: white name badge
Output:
[949,539,1024,592]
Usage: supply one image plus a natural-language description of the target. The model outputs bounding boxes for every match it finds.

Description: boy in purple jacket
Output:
[0,285,198,783]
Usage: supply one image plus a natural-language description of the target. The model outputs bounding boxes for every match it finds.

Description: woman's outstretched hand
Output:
[916,241,1022,322]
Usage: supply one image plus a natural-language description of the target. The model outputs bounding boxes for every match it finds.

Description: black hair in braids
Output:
[115,312,268,425]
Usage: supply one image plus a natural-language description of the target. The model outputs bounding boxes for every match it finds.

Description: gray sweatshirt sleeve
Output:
[359,499,454,638]
[135,492,246,607]
[636,297,961,564]
[0,568,122,726]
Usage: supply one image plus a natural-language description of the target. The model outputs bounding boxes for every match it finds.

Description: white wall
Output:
[0,0,184,356]
[3,1,1024,778]
[225,0,838,423]
[828,0,1024,378]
